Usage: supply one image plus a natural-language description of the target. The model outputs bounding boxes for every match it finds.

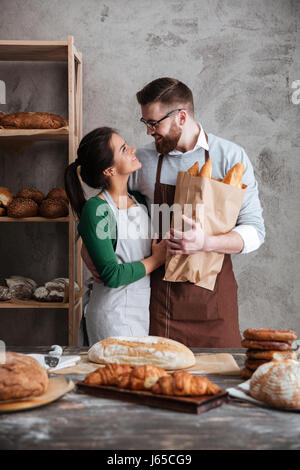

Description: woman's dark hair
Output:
[136,77,194,116]
[64,126,116,220]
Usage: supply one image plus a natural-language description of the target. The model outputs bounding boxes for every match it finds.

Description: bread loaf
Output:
[7,197,38,218]
[88,336,196,370]
[0,112,68,129]
[0,352,48,401]
[5,276,37,300]
[16,188,44,205]
[222,163,245,188]
[0,187,14,207]
[46,188,68,202]
[249,360,300,409]
[198,157,212,178]
[39,198,68,218]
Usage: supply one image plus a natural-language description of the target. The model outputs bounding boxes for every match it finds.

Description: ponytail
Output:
[64,127,116,220]
[64,161,86,220]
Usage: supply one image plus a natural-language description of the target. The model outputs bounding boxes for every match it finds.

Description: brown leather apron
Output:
[149,142,242,348]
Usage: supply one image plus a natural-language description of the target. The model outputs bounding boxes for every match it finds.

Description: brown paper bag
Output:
[163,172,247,291]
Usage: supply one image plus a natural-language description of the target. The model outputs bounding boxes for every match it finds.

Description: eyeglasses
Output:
[140,108,183,131]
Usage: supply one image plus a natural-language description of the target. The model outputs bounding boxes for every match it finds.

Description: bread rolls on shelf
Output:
[222,162,245,188]
[88,336,196,370]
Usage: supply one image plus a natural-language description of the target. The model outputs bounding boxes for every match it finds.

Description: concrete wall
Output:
[0,0,299,345]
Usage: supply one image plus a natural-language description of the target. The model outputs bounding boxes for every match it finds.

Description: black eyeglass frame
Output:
[140,108,184,131]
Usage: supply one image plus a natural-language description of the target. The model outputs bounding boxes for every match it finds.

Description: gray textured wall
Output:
[0,0,299,344]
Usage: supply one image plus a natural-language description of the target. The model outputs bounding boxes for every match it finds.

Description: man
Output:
[129,77,265,347]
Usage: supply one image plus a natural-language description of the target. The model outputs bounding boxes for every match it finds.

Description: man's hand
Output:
[166,214,244,255]
[166,215,209,255]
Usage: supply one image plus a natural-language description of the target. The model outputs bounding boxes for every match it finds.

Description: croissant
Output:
[222,162,245,188]
[198,157,212,178]
[116,365,169,390]
[187,161,199,176]
[83,363,133,386]
[151,370,220,396]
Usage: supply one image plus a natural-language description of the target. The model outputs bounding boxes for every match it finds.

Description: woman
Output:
[64,127,166,345]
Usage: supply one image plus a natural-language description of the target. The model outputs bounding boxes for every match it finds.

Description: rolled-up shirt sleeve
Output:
[231,147,265,254]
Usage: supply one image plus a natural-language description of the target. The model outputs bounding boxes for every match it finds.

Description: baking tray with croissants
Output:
[76,363,228,414]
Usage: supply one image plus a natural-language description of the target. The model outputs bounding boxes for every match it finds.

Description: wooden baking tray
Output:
[76,381,228,414]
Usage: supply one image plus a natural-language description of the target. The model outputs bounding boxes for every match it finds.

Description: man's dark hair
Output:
[136,77,194,116]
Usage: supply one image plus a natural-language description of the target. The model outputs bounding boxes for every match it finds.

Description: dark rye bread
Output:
[0,352,48,401]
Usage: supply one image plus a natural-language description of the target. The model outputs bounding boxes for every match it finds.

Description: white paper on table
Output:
[27,354,80,371]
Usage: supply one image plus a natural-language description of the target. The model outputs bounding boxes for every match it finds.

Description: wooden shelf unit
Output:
[0,36,83,345]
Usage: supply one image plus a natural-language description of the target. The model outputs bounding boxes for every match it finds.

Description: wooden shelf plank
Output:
[0,128,69,142]
[0,217,69,222]
[0,40,68,61]
[0,301,70,309]
[0,297,82,309]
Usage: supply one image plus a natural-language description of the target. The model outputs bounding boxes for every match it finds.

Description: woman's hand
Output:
[151,235,167,266]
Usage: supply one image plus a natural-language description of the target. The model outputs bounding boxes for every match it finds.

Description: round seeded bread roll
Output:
[7,197,38,218]
[0,352,48,401]
[39,198,68,218]
[46,188,68,202]
[88,336,196,370]
[16,188,44,205]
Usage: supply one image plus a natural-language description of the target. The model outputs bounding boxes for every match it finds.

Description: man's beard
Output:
[154,123,182,154]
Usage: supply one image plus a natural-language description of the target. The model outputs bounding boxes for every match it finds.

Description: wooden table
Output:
[0,347,299,450]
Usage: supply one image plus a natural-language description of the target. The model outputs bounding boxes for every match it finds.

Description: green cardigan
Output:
[78,193,147,288]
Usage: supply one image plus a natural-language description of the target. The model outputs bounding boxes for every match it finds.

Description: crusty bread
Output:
[0,112,68,129]
[0,352,48,401]
[7,197,38,218]
[249,360,300,409]
[16,188,44,205]
[0,187,14,207]
[187,162,199,176]
[88,336,196,370]
[198,157,212,178]
[46,188,69,202]
[39,198,68,218]
[222,162,245,188]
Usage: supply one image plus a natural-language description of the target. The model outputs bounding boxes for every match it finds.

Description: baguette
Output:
[187,162,199,176]
[88,336,196,370]
[222,162,245,188]
[198,157,212,178]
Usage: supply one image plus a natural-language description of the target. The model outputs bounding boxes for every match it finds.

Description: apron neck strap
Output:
[155,130,210,183]
[156,154,164,183]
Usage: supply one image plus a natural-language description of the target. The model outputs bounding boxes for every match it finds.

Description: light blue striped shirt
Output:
[128,125,265,254]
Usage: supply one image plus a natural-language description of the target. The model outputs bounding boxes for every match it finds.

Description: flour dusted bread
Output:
[249,359,300,409]
[0,352,48,401]
[88,336,196,370]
